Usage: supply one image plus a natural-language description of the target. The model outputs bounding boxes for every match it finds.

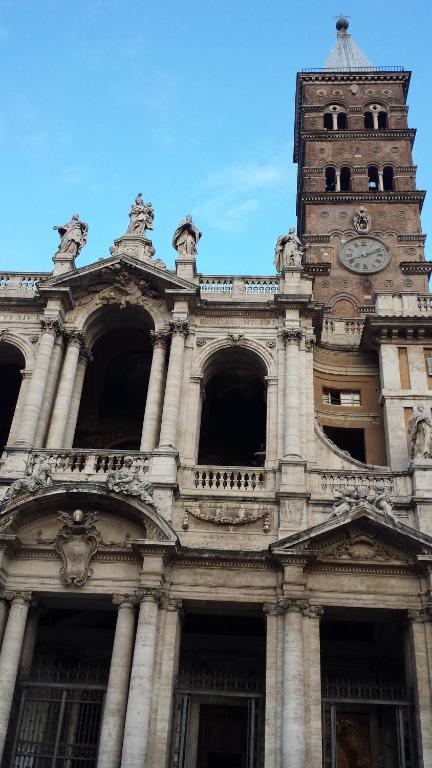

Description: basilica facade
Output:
[1,18,432,768]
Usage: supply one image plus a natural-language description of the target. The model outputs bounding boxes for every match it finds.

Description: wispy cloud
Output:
[194,156,287,232]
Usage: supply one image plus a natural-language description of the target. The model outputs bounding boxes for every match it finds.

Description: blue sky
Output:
[1,0,431,276]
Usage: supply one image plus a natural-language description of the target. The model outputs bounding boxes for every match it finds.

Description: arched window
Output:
[368,165,379,191]
[323,113,333,130]
[383,166,394,191]
[325,167,336,192]
[337,112,348,130]
[364,111,374,130]
[365,104,387,130]
[74,308,155,449]
[378,111,387,130]
[0,341,25,450]
[340,166,351,192]
[198,348,267,466]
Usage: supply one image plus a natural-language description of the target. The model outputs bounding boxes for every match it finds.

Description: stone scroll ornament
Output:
[53,510,99,586]
[274,227,304,272]
[331,482,396,522]
[106,459,154,504]
[53,213,88,257]
[0,455,53,508]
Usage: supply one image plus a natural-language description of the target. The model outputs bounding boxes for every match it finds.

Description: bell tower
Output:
[294,17,428,317]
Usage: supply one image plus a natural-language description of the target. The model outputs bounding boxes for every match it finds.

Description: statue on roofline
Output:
[53,214,88,257]
[172,215,202,256]
[126,194,154,237]
[274,227,304,272]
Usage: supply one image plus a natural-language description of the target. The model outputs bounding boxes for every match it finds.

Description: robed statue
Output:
[53,214,88,257]
[126,194,154,237]
[408,404,432,460]
[172,215,202,256]
[274,227,304,272]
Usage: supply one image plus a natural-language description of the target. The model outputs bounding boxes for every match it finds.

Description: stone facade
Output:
[0,22,432,768]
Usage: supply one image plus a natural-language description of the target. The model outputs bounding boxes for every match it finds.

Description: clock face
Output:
[339,237,390,274]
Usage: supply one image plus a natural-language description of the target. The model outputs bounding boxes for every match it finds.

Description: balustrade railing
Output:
[200,279,234,293]
[0,273,47,291]
[0,448,150,482]
[193,467,265,492]
[307,469,412,499]
[243,280,279,294]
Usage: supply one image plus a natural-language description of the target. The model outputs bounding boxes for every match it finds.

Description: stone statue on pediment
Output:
[106,458,154,504]
[126,194,154,237]
[53,214,88,257]
[408,404,432,460]
[172,215,202,256]
[1,454,53,507]
[274,227,304,272]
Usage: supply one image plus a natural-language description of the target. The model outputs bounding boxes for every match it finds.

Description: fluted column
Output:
[281,598,307,768]
[46,331,84,448]
[158,321,189,449]
[140,330,168,452]
[63,348,91,449]
[97,595,137,768]
[282,329,303,459]
[0,590,32,761]
[120,588,162,768]
[14,318,62,447]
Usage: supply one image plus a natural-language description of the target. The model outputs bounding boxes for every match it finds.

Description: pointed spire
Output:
[325,17,373,70]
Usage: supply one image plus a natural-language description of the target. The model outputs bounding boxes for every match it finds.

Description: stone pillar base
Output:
[279,459,307,492]
[149,449,179,485]
[110,235,165,267]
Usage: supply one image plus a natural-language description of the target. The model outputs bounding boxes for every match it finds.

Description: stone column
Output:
[281,598,307,768]
[19,607,39,675]
[265,377,278,464]
[97,595,137,768]
[304,606,324,768]
[263,604,280,768]
[0,599,8,648]
[282,329,303,459]
[33,333,65,448]
[158,321,189,449]
[46,331,84,448]
[378,169,384,191]
[0,591,32,762]
[331,113,338,131]
[6,370,32,446]
[63,349,91,449]
[335,168,341,192]
[140,330,168,452]
[120,588,161,768]
[372,111,379,130]
[14,318,62,447]
[151,598,183,768]
[409,610,432,765]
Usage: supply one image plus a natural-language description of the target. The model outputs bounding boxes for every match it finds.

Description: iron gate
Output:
[2,663,107,768]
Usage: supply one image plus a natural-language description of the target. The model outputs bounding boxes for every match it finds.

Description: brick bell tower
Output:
[294,17,428,317]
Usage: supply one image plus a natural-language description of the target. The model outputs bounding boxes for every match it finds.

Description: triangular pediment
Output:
[271,507,432,566]
[37,253,198,305]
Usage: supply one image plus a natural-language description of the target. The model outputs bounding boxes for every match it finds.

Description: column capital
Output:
[113,593,138,608]
[40,317,63,337]
[64,329,86,348]
[305,334,316,352]
[0,589,32,606]
[281,327,303,347]
[150,328,170,348]
[408,608,432,624]
[162,596,183,613]
[263,602,284,616]
[169,320,190,337]
[277,596,310,615]
[135,587,165,605]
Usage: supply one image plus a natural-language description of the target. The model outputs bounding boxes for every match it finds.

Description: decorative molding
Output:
[0,589,33,605]
[169,320,190,337]
[135,587,165,604]
[281,328,304,346]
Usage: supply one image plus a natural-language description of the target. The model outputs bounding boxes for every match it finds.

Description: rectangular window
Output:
[322,388,361,406]
[426,357,432,377]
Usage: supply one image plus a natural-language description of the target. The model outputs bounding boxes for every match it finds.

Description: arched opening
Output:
[378,111,387,130]
[340,166,351,192]
[383,166,394,191]
[198,348,267,466]
[368,165,379,191]
[0,341,25,451]
[323,113,333,130]
[74,307,155,450]
[337,112,348,130]
[364,111,374,129]
[325,167,336,192]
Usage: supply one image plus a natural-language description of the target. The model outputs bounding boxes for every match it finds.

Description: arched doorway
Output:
[198,348,267,466]
[0,341,25,451]
[74,307,155,450]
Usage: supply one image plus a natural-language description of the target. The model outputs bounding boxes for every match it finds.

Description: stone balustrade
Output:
[307,469,412,500]
[0,273,48,293]
[0,448,150,482]
[199,276,280,300]
[322,316,365,346]
[375,292,432,317]
[180,465,274,496]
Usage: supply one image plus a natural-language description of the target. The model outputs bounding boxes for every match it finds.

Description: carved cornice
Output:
[300,191,425,207]
[301,129,416,143]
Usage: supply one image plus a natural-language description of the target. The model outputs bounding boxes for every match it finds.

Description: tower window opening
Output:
[340,166,351,192]
[325,167,336,192]
[378,111,387,130]
[383,166,394,191]
[364,111,374,130]
[337,112,348,130]
[323,113,333,130]
[368,165,379,192]
[323,425,366,463]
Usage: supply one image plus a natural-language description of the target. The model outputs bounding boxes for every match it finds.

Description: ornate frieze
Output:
[183,501,271,529]
[331,483,396,521]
